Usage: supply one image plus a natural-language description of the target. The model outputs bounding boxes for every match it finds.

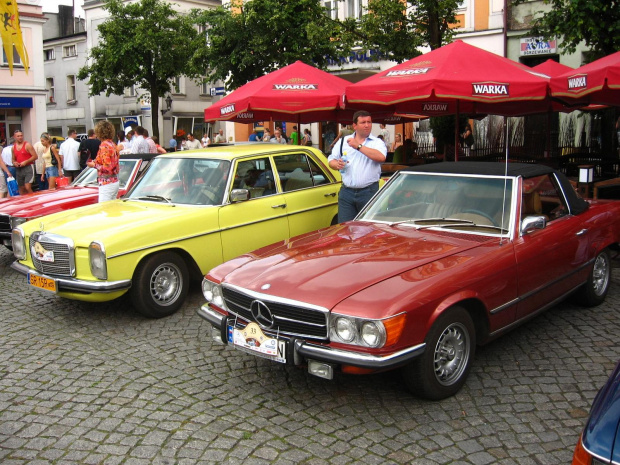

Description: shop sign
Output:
[520,37,557,56]
[0,97,33,108]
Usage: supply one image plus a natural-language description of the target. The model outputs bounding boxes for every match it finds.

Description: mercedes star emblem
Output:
[250,300,275,329]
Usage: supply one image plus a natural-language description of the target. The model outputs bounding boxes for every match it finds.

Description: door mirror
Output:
[230,188,250,203]
[521,215,547,234]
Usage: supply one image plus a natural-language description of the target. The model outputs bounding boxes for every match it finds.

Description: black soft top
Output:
[405,161,589,215]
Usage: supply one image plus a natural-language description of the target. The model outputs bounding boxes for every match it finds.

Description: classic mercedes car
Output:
[0,153,154,250]
[199,162,620,400]
[572,360,620,465]
[11,145,340,318]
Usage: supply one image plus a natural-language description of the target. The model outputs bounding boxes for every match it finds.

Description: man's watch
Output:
[357,144,363,150]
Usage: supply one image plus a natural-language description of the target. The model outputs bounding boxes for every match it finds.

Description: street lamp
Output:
[161,95,173,114]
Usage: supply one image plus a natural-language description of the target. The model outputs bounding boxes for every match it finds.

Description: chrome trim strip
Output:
[223,282,330,314]
[107,229,221,259]
[197,304,227,327]
[295,340,426,369]
[489,298,519,315]
[11,261,132,293]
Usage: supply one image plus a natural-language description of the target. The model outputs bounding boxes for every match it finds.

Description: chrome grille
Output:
[29,232,74,276]
[223,286,328,339]
[0,214,10,235]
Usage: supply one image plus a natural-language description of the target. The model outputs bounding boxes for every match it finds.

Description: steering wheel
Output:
[462,209,498,226]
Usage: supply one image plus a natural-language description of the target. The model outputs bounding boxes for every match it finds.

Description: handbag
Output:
[7,176,19,196]
[51,152,58,166]
[56,176,69,187]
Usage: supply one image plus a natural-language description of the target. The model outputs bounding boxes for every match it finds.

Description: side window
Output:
[521,174,568,221]
[233,157,276,198]
[274,153,314,192]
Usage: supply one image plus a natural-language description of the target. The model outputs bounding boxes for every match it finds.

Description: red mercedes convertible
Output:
[199,162,620,399]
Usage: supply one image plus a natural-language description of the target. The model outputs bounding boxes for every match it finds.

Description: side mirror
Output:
[230,188,250,203]
[521,215,547,234]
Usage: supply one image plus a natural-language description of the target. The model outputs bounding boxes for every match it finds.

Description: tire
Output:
[403,306,475,400]
[130,251,189,318]
[576,249,611,307]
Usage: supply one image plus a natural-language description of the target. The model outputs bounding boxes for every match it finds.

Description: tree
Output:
[512,0,620,59]
[359,0,461,63]
[77,0,203,139]
[194,0,357,90]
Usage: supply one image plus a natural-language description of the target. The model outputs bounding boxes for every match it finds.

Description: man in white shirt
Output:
[0,144,14,198]
[131,126,150,154]
[59,129,81,181]
[214,129,226,143]
[201,134,210,147]
[185,133,202,150]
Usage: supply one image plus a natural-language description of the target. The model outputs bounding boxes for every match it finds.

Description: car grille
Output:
[222,286,329,339]
[29,232,74,276]
[0,214,10,236]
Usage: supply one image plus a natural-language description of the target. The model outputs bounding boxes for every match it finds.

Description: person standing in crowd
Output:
[32,136,48,191]
[262,129,271,142]
[214,128,226,143]
[0,148,14,198]
[117,131,131,153]
[39,133,63,190]
[78,129,101,171]
[328,111,386,223]
[248,129,259,142]
[186,133,202,150]
[125,129,135,152]
[302,128,312,146]
[328,124,354,152]
[59,129,81,181]
[87,120,120,202]
[169,134,177,152]
[201,133,210,147]
[392,133,403,153]
[290,125,300,145]
[144,129,158,154]
[270,128,287,144]
[131,126,149,154]
[378,124,391,151]
[151,136,167,154]
[11,130,38,195]
[1,138,15,179]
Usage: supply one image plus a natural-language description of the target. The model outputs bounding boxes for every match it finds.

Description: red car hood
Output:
[220,222,491,309]
[0,185,106,218]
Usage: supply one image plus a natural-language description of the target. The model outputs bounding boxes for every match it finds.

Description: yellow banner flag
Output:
[0,0,30,74]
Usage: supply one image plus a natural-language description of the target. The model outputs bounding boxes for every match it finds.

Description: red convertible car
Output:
[0,154,154,249]
[199,162,620,399]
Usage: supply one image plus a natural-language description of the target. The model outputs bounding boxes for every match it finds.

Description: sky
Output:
[40,0,85,18]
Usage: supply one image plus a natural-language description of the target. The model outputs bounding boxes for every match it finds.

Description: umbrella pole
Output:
[297,115,301,145]
[454,100,460,162]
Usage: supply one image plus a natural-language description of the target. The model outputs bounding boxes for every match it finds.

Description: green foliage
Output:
[77,0,204,137]
[194,0,356,90]
[359,0,461,62]
[512,0,620,58]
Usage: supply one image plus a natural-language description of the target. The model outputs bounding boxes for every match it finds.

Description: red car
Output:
[199,162,620,400]
[0,154,154,249]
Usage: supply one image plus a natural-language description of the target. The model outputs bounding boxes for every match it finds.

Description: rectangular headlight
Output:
[89,241,107,279]
[10,216,28,230]
[11,228,26,260]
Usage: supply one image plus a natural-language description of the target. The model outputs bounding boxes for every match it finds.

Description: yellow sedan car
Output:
[11,144,341,318]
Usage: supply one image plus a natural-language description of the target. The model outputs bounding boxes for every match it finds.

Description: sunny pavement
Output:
[1,245,619,464]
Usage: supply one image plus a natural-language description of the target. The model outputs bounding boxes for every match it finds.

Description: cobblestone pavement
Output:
[1,246,619,465]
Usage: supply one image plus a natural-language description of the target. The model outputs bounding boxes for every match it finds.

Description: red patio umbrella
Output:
[204,61,350,125]
[532,59,573,77]
[550,51,620,106]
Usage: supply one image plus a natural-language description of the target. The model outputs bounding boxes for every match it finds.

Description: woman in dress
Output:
[87,120,120,202]
[40,133,63,189]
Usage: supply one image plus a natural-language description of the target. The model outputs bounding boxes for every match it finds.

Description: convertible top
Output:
[405,161,589,215]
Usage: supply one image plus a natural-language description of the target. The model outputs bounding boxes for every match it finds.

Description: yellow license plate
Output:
[28,273,57,293]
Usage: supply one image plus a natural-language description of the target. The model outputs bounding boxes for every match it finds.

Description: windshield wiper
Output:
[389,217,474,227]
[136,195,172,204]
[437,223,509,234]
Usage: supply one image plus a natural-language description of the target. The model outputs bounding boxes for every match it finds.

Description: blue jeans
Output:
[7,166,16,178]
[338,182,379,223]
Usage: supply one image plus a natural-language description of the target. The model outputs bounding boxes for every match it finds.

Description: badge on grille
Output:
[32,242,54,263]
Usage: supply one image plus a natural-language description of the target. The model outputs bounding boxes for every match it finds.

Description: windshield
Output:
[72,159,139,188]
[361,172,514,234]
[126,157,231,205]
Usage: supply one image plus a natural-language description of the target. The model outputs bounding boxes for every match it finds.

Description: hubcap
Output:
[150,262,182,306]
[592,253,610,296]
[433,322,470,386]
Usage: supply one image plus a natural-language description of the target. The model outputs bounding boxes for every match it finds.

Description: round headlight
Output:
[202,279,214,302]
[361,321,385,348]
[212,285,225,308]
[335,317,356,343]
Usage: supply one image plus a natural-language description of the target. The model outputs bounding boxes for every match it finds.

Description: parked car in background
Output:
[199,162,620,400]
[572,360,620,465]
[11,145,341,318]
[0,154,154,250]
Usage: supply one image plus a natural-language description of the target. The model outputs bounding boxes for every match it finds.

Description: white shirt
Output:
[328,134,386,189]
[1,145,13,167]
[201,136,210,147]
[132,135,150,154]
[59,137,81,170]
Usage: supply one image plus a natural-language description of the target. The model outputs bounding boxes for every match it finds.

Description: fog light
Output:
[211,326,223,344]
[308,360,334,380]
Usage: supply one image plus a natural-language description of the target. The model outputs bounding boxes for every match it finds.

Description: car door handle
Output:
[324,192,337,197]
[576,229,588,236]
[271,203,286,209]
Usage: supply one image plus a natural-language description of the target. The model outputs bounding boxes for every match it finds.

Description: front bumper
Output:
[11,260,132,294]
[198,304,425,371]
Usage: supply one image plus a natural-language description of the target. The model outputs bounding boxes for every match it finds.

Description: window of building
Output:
[63,44,77,58]
[200,79,209,96]
[172,76,185,95]
[46,78,55,103]
[324,1,338,20]
[66,75,76,102]
[346,0,362,19]
[124,85,136,97]
[44,49,55,61]
[2,46,22,66]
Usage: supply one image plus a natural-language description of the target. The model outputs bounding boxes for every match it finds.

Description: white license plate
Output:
[229,322,286,363]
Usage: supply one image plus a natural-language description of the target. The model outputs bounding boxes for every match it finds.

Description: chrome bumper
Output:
[198,304,425,370]
[11,260,132,294]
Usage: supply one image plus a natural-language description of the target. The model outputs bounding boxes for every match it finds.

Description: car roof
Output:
[120,153,157,162]
[406,161,554,178]
[155,143,316,161]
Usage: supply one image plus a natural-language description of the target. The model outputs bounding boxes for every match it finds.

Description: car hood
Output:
[0,186,101,217]
[583,360,620,462]
[23,199,218,253]
[220,222,491,309]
